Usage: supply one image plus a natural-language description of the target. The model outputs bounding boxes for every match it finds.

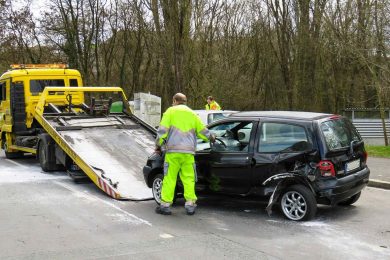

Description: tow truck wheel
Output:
[5,151,23,159]
[3,137,23,159]
[38,134,58,172]
[280,184,317,221]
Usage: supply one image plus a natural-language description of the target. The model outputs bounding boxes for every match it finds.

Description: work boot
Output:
[185,201,197,216]
[155,202,172,215]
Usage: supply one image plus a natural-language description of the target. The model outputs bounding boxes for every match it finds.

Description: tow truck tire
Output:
[339,191,361,206]
[2,138,23,159]
[5,151,24,159]
[38,134,58,172]
[279,184,317,221]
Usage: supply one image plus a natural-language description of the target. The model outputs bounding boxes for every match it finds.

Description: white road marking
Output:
[159,233,173,239]
[54,181,152,226]
[217,227,230,231]
[300,221,329,227]
[5,159,29,169]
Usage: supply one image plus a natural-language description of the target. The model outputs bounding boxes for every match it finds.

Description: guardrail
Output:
[353,119,390,138]
[343,108,389,141]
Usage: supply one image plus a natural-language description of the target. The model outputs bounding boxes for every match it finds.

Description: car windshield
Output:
[320,118,361,150]
[196,121,252,152]
[208,113,231,124]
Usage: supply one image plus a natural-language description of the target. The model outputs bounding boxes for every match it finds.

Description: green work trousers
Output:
[161,153,197,204]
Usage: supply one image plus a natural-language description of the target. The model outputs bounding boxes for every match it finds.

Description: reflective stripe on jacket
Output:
[156,105,210,154]
[205,100,221,110]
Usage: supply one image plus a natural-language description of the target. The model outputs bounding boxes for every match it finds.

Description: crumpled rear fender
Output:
[263,173,315,216]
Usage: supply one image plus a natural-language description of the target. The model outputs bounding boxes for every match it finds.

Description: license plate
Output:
[345,159,360,173]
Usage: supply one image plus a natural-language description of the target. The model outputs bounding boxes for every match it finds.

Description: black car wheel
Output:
[280,184,317,221]
[152,173,178,205]
[152,174,163,205]
[339,191,361,206]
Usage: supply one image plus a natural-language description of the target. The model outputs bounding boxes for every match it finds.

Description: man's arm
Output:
[195,115,215,143]
[155,109,171,151]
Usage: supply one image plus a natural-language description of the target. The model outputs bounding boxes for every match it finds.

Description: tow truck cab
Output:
[0,64,83,157]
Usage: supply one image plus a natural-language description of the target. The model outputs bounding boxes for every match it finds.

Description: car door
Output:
[252,120,314,186]
[196,120,257,195]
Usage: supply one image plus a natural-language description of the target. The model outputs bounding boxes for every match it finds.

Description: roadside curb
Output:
[368,179,390,190]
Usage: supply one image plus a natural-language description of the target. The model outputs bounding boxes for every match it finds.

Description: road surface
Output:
[0,153,389,259]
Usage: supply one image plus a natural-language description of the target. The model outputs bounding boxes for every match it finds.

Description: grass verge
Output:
[366,145,390,158]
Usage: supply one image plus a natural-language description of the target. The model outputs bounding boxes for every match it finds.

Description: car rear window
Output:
[320,117,361,150]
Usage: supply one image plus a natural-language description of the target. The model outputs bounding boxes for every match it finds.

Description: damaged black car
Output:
[143,111,370,221]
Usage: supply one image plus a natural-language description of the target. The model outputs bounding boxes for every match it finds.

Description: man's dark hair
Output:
[173,93,187,104]
[207,96,214,101]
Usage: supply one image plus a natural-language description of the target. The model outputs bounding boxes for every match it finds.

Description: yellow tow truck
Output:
[0,64,156,200]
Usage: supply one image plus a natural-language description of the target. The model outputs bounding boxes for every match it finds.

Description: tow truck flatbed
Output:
[33,87,156,200]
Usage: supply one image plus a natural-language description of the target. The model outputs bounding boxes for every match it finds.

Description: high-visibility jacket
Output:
[156,105,211,154]
[205,100,221,110]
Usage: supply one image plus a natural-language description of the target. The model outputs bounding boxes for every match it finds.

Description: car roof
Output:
[194,110,237,114]
[228,111,333,121]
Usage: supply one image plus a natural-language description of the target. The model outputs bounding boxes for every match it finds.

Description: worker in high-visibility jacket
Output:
[155,93,215,215]
[205,96,221,110]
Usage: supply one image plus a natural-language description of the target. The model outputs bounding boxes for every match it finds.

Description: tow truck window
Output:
[30,79,65,94]
[259,122,309,153]
[70,79,78,87]
[0,82,4,100]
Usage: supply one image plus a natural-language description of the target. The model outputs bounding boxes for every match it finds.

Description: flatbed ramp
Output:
[33,87,157,200]
[59,119,155,200]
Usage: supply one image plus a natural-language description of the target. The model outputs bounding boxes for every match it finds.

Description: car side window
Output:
[196,121,253,152]
[258,122,310,153]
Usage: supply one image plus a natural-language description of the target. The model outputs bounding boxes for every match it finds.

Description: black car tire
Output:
[279,184,317,221]
[152,173,177,205]
[339,191,361,206]
[152,174,164,205]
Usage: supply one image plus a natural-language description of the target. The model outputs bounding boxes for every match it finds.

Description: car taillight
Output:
[363,151,368,163]
[318,160,335,177]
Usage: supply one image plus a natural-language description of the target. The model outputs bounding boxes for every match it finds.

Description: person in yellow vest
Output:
[205,96,221,110]
[155,93,215,215]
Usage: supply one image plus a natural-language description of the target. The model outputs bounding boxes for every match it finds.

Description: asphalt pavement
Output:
[367,156,390,189]
[1,152,390,259]
[0,159,390,259]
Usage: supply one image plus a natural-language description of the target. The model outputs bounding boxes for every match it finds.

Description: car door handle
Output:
[245,157,256,165]
[250,158,256,167]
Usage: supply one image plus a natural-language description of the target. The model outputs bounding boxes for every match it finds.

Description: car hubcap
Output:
[152,178,162,204]
[281,191,307,220]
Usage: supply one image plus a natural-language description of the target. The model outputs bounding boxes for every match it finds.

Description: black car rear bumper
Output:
[316,167,370,205]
